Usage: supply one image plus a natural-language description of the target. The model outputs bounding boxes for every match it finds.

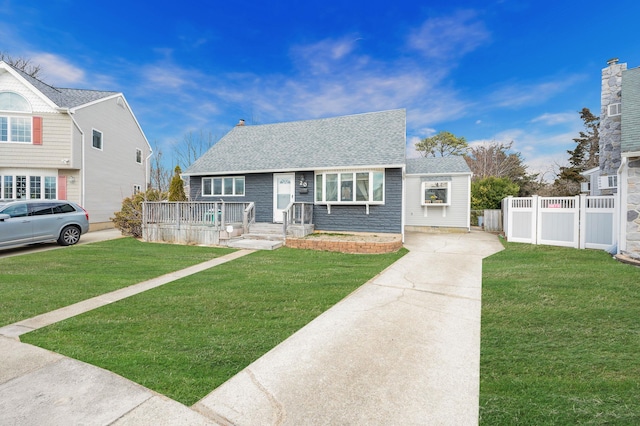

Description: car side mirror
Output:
[0,213,10,222]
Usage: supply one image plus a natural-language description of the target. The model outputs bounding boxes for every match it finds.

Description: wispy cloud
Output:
[530,112,577,125]
[489,75,585,108]
[29,53,85,86]
[408,10,490,59]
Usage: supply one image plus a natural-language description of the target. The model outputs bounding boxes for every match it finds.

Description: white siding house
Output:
[0,61,151,229]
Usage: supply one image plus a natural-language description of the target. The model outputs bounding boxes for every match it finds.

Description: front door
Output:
[273,173,295,222]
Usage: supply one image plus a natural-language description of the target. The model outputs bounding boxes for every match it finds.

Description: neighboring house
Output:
[0,61,151,229]
[184,110,407,236]
[591,58,640,259]
[580,166,602,195]
[405,156,471,232]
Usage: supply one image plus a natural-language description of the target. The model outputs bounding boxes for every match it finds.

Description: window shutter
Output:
[32,116,43,145]
[58,176,67,200]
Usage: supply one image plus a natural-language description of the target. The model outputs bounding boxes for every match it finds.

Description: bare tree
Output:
[173,130,218,170]
[0,52,42,78]
[464,141,527,181]
[149,142,171,192]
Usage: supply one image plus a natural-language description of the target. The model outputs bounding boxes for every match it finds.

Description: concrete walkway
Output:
[0,230,503,425]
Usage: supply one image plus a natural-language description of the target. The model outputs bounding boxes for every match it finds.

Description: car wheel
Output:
[58,225,81,246]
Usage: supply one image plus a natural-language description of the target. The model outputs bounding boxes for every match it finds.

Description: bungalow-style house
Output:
[0,61,152,229]
[183,109,472,241]
[405,156,471,232]
[184,109,406,236]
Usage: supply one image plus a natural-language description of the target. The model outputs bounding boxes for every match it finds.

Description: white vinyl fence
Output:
[503,195,616,250]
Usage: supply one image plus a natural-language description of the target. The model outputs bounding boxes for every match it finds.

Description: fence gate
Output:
[503,195,616,250]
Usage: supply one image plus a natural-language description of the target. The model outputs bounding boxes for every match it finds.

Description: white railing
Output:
[503,195,616,250]
[243,202,255,234]
[143,201,250,229]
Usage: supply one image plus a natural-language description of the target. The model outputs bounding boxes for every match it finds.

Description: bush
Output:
[471,176,519,210]
[111,189,166,238]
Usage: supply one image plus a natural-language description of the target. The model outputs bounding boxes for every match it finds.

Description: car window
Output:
[1,203,28,218]
[30,203,54,216]
[53,203,76,213]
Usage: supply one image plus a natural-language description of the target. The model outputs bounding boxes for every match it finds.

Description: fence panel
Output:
[504,195,616,250]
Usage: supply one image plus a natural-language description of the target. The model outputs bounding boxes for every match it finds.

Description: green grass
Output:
[0,238,235,326]
[480,241,640,425]
[21,246,406,406]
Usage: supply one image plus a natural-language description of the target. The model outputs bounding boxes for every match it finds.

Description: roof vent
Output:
[236,119,245,126]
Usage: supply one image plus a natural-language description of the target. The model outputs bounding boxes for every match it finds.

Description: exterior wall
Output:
[624,158,640,257]
[72,97,150,224]
[600,59,626,179]
[190,169,402,234]
[404,174,470,230]
[313,168,403,234]
[621,67,640,153]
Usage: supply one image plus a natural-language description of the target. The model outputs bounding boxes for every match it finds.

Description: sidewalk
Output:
[0,230,503,425]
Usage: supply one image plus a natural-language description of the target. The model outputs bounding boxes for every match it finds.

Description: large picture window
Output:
[202,176,245,196]
[315,170,384,204]
[0,116,32,143]
[421,181,450,205]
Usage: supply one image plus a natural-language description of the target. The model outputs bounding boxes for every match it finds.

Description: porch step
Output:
[227,238,283,250]
[248,223,284,235]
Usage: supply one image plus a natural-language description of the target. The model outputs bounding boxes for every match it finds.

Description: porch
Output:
[142,201,314,249]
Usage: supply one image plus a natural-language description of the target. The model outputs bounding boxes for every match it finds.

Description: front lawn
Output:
[0,238,235,326]
[480,241,640,424]
[21,246,406,406]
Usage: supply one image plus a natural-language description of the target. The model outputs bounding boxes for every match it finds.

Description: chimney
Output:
[606,57,619,66]
[236,119,245,126]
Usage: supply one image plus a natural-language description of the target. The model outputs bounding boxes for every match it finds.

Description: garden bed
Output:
[285,232,403,254]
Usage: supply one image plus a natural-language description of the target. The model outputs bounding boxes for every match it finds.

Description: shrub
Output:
[111,189,166,238]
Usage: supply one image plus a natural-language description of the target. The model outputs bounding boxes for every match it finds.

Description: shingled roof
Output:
[3,61,118,109]
[406,156,471,175]
[184,109,407,175]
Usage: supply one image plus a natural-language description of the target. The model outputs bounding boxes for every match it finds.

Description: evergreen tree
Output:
[168,166,187,201]
[557,108,599,186]
[415,131,468,157]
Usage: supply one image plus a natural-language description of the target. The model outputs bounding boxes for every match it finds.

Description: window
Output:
[0,92,31,112]
[133,184,142,194]
[44,177,56,199]
[16,175,26,199]
[608,103,621,117]
[136,148,142,164]
[92,129,103,150]
[0,116,32,143]
[315,171,385,204]
[421,181,450,206]
[30,176,41,199]
[3,176,12,199]
[202,176,245,196]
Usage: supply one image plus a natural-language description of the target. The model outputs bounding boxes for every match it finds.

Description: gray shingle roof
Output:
[406,156,471,175]
[5,61,118,108]
[185,109,407,175]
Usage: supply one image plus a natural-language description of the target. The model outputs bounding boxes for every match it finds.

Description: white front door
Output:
[273,173,295,222]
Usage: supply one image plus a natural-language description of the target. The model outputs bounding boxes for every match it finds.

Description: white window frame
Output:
[92,128,103,150]
[202,176,245,197]
[135,148,142,164]
[608,103,621,117]
[314,170,385,205]
[0,115,32,143]
[421,181,451,206]
[133,184,142,195]
[1,173,57,199]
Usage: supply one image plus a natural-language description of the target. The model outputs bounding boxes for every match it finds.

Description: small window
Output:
[133,184,142,194]
[608,103,621,117]
[44,176,56,199]
[422,181,451,206]
[136,148,142,164]
[29,176,41,199]
[0,92,31,112]
[202,176,245,196]
[92,129,103,150]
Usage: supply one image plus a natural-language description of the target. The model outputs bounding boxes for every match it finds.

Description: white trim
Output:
[608,103,621,116]
[91,128,103,151]
[0,61,60,110]
[181,164,405,177]
[273,173,295,222]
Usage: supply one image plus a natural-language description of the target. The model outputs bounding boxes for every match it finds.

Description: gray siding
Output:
[622,67,640,153]
[404,174,470,229]
[191,169,402,233]
[313,168,403,234]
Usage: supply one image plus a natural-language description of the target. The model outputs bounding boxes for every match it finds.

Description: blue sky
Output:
[3,0,640,179]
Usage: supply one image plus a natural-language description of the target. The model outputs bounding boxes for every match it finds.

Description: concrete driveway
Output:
[0,230,503,425]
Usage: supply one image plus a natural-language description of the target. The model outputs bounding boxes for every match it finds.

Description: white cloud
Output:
[408,10,490,59]
[489,75,585,108]
[29,53,85,86]
[530,112,577,125]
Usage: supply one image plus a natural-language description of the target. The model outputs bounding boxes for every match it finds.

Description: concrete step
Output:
[227,238,283,250]
[248,223,283,235]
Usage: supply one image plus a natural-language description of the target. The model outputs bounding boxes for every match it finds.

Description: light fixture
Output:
[69,176,75,183]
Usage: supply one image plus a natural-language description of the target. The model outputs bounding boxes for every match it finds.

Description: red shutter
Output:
[32,117,43,145]
[58,176,67,200]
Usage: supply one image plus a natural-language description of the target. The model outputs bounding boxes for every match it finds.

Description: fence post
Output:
[532,195,539,245]
[579,194,587,249]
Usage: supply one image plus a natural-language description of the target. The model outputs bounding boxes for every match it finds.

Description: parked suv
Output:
[0,200,90,249]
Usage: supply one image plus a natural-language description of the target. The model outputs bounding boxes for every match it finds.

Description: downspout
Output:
[144,151,153,190]
[401,166,406,243]
[616,157,628,255]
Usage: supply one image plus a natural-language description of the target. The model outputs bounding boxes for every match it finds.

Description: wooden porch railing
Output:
[143,201,250,229]
[282,202,314,237]
[243,202,255,233]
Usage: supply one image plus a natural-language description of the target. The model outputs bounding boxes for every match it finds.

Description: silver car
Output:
[0,200,90,249]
